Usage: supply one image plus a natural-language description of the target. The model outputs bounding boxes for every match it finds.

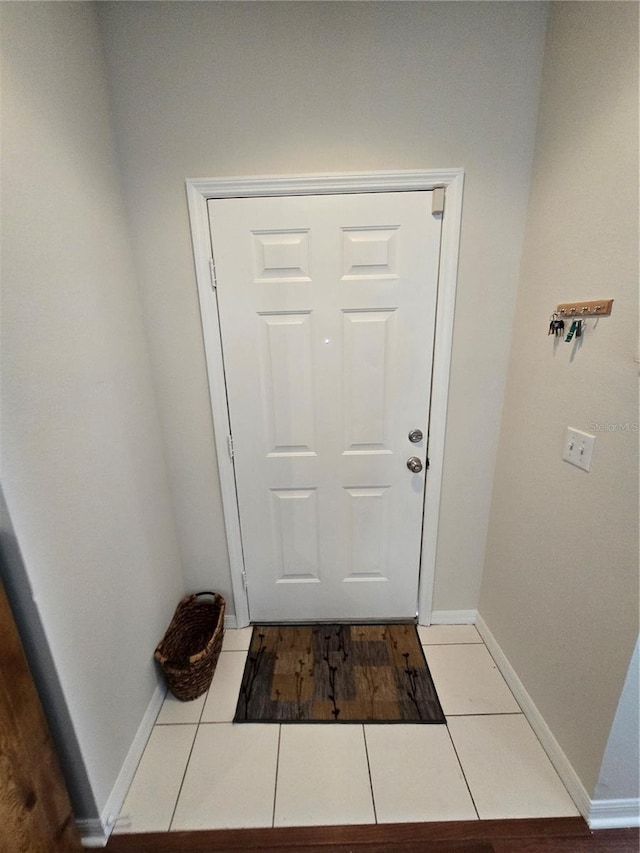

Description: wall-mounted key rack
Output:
[556,299,613,317]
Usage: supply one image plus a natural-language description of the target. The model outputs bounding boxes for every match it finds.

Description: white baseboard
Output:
[224,613,237,630]
[476,614,592,819]
[78,681,166,847]
[588,798,640,829]
[428,609,478,625]
[77,818,107,848]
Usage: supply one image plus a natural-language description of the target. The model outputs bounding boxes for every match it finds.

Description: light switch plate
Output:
[563,428,596,472]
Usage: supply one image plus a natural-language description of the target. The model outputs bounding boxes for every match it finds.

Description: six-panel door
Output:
[208,191,441,621]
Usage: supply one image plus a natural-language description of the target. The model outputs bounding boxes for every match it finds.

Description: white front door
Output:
[208,191,441,622]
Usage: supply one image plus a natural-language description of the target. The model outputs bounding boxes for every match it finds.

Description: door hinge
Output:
[227,433,234,459]
[209,257,217,290]
[431,186,445,216]
[241,570,248,590]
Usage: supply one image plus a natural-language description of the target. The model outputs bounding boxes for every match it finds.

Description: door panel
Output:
[260,312,315,454]
[271,488,320,581]
[343,309,395,450]
[208,192,441,622]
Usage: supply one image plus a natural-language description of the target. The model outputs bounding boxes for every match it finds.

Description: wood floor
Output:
[105,817,639,852]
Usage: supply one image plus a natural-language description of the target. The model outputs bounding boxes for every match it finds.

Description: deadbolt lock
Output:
[408,429,423,443]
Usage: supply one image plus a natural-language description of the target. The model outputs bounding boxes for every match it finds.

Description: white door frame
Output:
[186,170,464,629]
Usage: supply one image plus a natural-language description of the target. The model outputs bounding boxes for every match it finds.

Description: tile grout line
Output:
[164,641,251,832]
[167,720,200,832]
[444,723,480,821]
[271,724,282,828]
[446,711,525,717]
[361,725,378,824]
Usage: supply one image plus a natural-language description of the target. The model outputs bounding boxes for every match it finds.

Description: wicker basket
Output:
[154,592,225,701]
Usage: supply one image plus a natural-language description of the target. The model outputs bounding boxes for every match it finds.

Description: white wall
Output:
[479,1,639,797]
[1,2,184,820]
[97,0,549,615]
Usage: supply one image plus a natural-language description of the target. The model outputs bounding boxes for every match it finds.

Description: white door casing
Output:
[186,171,464,628]
[209,192,439,622]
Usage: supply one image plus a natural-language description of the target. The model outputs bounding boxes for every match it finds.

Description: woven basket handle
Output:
[195,591,216,598]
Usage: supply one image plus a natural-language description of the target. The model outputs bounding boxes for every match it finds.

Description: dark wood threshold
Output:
[104,817,640,852]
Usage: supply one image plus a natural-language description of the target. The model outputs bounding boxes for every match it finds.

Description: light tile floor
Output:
[114,625,579,834]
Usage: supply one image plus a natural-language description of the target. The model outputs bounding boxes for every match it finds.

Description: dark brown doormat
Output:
[233,624,445,724]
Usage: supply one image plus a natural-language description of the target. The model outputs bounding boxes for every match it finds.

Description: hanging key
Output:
[565,320,577,342]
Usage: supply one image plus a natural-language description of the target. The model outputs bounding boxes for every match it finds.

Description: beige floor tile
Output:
[365,725,477,823]
[447,715,580,819]
[418,624,482,645]
[274,725,375,827]
[114,725,196,833]
[222,626,254,652]
[156,690,207,725]
[171,723,279,830]
[425,644,520,715]
[200,650,247,722]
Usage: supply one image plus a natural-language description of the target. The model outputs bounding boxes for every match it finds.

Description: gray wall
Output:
[1,1,184,817]
[479,1,639,797]
[594,637,640,802]
[97,0,549,614]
